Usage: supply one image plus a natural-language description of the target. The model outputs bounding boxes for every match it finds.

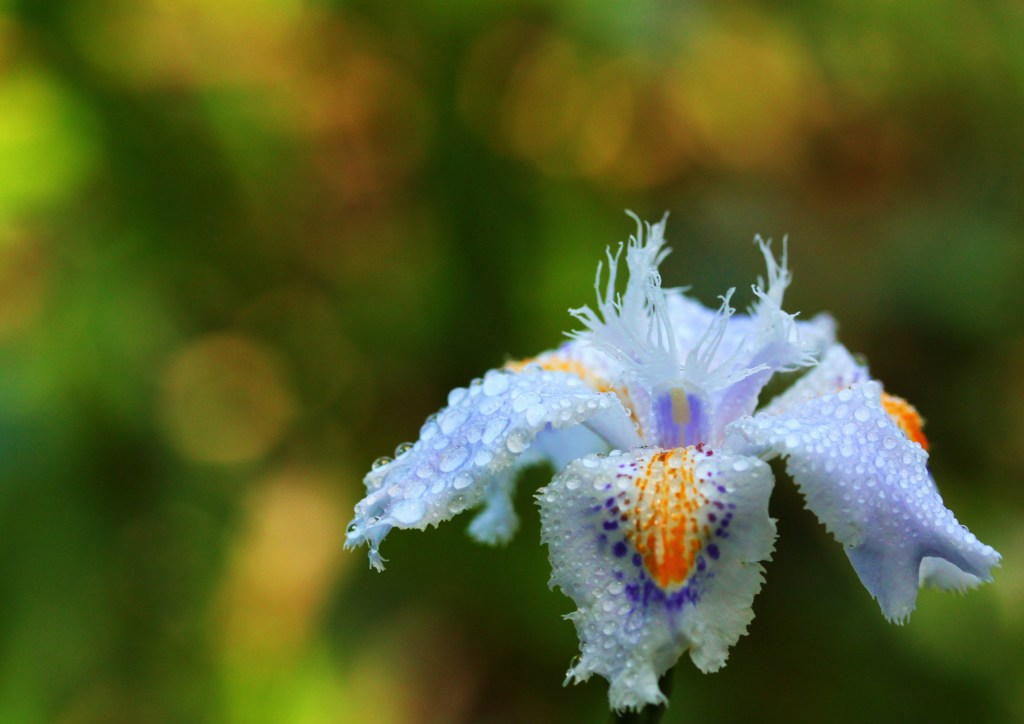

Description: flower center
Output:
[623,447,709,588]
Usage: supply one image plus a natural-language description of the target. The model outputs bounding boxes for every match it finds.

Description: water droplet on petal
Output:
[448,387,468,406]
[482,417,509,445]
[439,445,469,472]
[453,472,473,489]
[512,391,541,413]
[395,442,414,457]
[479,397,502,415]
[392,499,427,525]
[440,408,469,435]
[483,372,511,397]
[526,403,547,427]
[448,495,468,514]
[506,428,530,453]
[372,456,392,470]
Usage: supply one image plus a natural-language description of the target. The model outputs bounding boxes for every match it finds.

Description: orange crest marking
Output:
[623,448,708,588]
[507,356,612,393]
[507,355,641,431]
[881,392,929,451]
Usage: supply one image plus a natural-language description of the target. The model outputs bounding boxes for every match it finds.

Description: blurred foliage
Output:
[0,0,1022,722]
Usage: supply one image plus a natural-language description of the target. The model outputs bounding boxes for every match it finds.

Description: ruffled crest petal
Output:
[538,446,775,711]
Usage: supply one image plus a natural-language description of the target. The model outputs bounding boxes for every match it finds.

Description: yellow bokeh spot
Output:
[0,68,97,219]
[159,333,296,464]
[666,15,827,171]
[216,466,350,662]
[0,228,49,340]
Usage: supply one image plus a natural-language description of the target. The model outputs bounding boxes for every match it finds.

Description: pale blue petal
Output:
[466,467,522,545]
[759,343,869,417]
[346,364,639,569]
[726,381,1000,622]
[538,446,775,711]
[466,420,612,546]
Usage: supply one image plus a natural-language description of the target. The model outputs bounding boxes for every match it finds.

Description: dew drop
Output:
[512,391,541,413]
[439,446,469,473]
[479,397,502,415]
[854,407,870,423]
[448,495,468,514]
[482,417,509,445]
[465,423,483,444]
[483,373,510,397]
[392,499,427,525]
[440,408,469,435]
[372,456,392,470]
[453,472,473,490]
[526,403,547,427]
[506,428,530,453]
[394,442,414,457]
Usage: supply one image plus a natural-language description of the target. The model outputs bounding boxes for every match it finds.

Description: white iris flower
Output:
[346,215,1000,712]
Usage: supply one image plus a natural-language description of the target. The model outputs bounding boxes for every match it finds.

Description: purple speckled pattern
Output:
[538,448,775,710]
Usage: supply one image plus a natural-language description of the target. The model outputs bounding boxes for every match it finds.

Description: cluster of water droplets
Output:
[538,445,776,711]
[345,361,629,563]
[727,379,999,619]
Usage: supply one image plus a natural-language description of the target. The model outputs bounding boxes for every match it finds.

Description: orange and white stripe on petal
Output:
[624,448,709,588]
[538,446,775,711]
[881,392,929,451]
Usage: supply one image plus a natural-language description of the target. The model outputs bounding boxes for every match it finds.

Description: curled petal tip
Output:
[367,549,387,572]
[737,376,999,622]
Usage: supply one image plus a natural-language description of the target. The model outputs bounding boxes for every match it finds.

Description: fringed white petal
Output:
[569,213,680,399]
[538,446,775,711]
[651,238,832,449]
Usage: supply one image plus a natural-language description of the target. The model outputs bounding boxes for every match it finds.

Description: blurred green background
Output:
[1,0,1022,721]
